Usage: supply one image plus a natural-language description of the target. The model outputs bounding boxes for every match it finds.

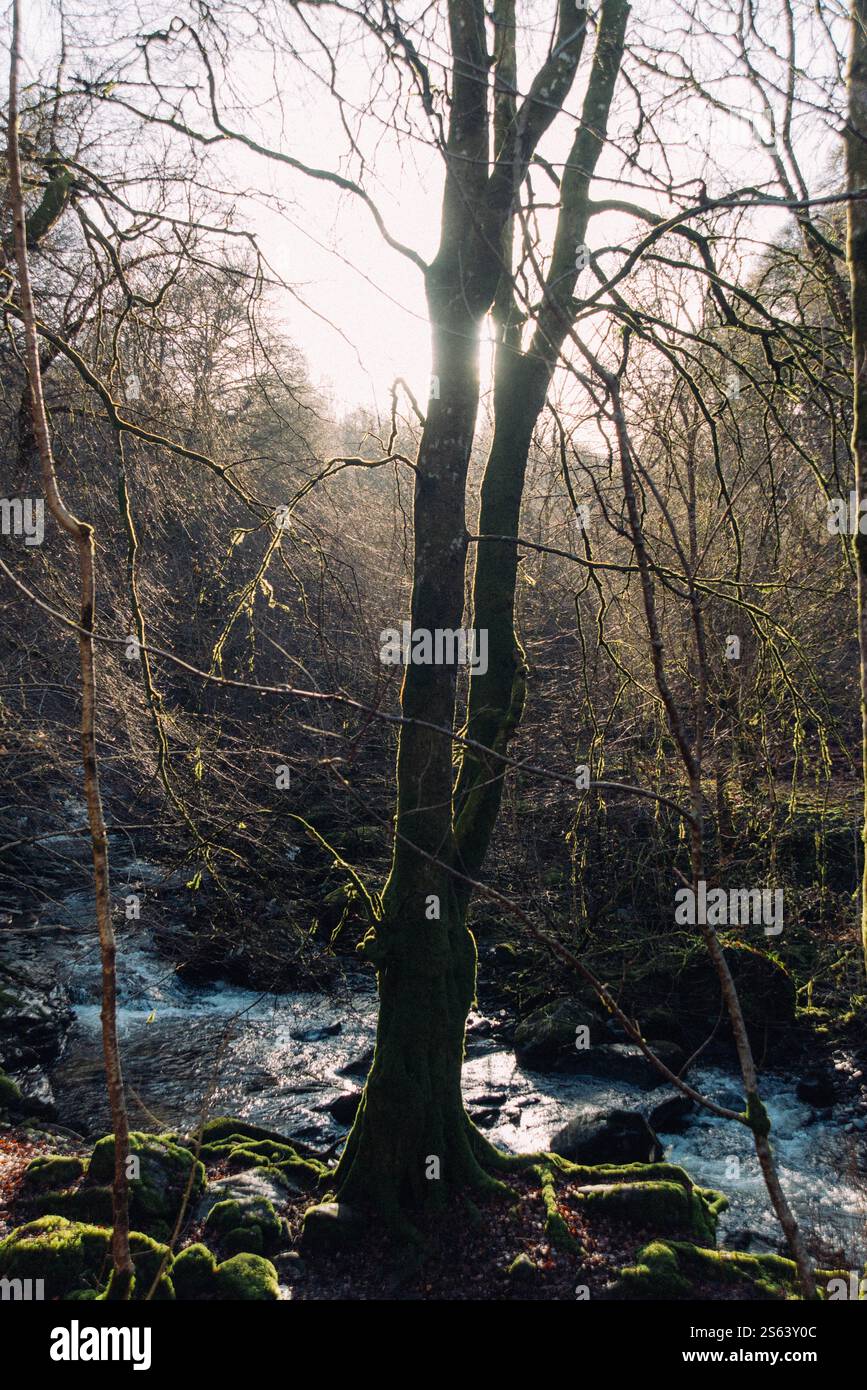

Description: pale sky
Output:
[13,0,848,414]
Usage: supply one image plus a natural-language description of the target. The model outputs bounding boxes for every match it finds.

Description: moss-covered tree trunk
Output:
[334,0,608,1221]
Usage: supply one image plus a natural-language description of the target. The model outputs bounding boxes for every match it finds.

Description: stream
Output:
[12,840,867,1269]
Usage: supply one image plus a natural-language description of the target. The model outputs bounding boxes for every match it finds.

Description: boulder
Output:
[572,1041,685,1089]
[4,1064,56,1118]
[514,998,605,1070]
[796,1073,837,1108]
[0,961,74,1071]
[195,1166,293,1222]
[550,1106,663,1164]
[648,1090,695,1133]
[87,1132,205,1239]
[327,1090,363,1126]
[0,1215,173,1300]
[301,1201,364,1251]
[203,1194,285,1256]
[22,1154,86,1194]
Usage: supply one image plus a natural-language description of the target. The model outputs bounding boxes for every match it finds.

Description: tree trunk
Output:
[7,0,134,1295]
[334,0,624,1221]
[847,0,867,978]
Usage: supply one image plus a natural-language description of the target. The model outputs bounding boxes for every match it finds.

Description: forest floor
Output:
[0,1122,791,1301]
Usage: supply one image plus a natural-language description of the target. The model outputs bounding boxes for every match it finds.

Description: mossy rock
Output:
[507,1252,538,1281]
[198,1134,324,1191]
[171,1243,218,1299]
[204,1195,285,1256]
[514,998,605,1069]
[301,1201,364,1250]
[22,1154,86,1193]
[33,1184,114,1225]
[87,1132,205,1239]
[0,1215,173,1300]
[616,1239,693,1298]
[213,1251,280,1300]
[198,1117,291,1147]
[0,1069,22,1112]
[637,944,797,1054]
[617,1238,845,1300]
[172,1242,279,1299]
[573,1179,726,1244]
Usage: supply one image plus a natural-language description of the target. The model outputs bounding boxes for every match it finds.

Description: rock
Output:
[573,1179,726,1244]
[0,1068,23,1113]
[0,1215,173,1299]
[301,1201,364,1251]
[21,1154,86,1194]
[572,1041,686,1089]
[87,1131,205,1239]
[290,1021,341,1042]
[171,1242,280,1300]
[213,1251,280,1300]
[640,945,796,1055]
[0,961,74,1071]
[507,1252,537,1281]
[337,1047,374,1079]
[196,1128,324,1191]
[327,1090,363,1126]
[171,1243,216,1298]
[204,1194,285,1256]
[466,1012,494,1038]
[514,998,605,1070]
[648,1090,696,1133]
[550,1107,663,1164]
[195,1167,293,1222]
[796,1074,837,1108]
[5,1064,56,1118]
[468,1091,507,1107]
[471,1108,500,1129]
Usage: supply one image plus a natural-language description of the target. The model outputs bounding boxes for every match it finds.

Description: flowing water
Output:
[23,846,867,1269]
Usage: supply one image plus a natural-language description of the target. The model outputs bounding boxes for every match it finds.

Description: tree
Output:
[331,0,630,1222]
[847,0,867,977]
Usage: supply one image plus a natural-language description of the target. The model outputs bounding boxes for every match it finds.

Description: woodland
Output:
[0,0,866,1309]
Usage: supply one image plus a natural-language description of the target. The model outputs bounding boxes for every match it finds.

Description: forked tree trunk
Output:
[334,0,620,1219]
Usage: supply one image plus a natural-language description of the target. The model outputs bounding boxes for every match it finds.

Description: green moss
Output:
[507,1252,538,1280]
[616,1239,845,1301]
[536,1165,581,1253]
[548,1157,695,1186]
[198,1134,324,1189]
[199,1117,287,1147]
[213,1251,280,1301]
[22,1154,86,1193]
[573,1180,726,1243]
[0,1216,173,1300]
[171,1243,218,1299]
[618,1240,693,1298]
[87,1132,205,1238]
[0,1070,22,1111]
[204,1196,284,1255]
[743,1090,772,1139]
[34,1184,114,1225]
